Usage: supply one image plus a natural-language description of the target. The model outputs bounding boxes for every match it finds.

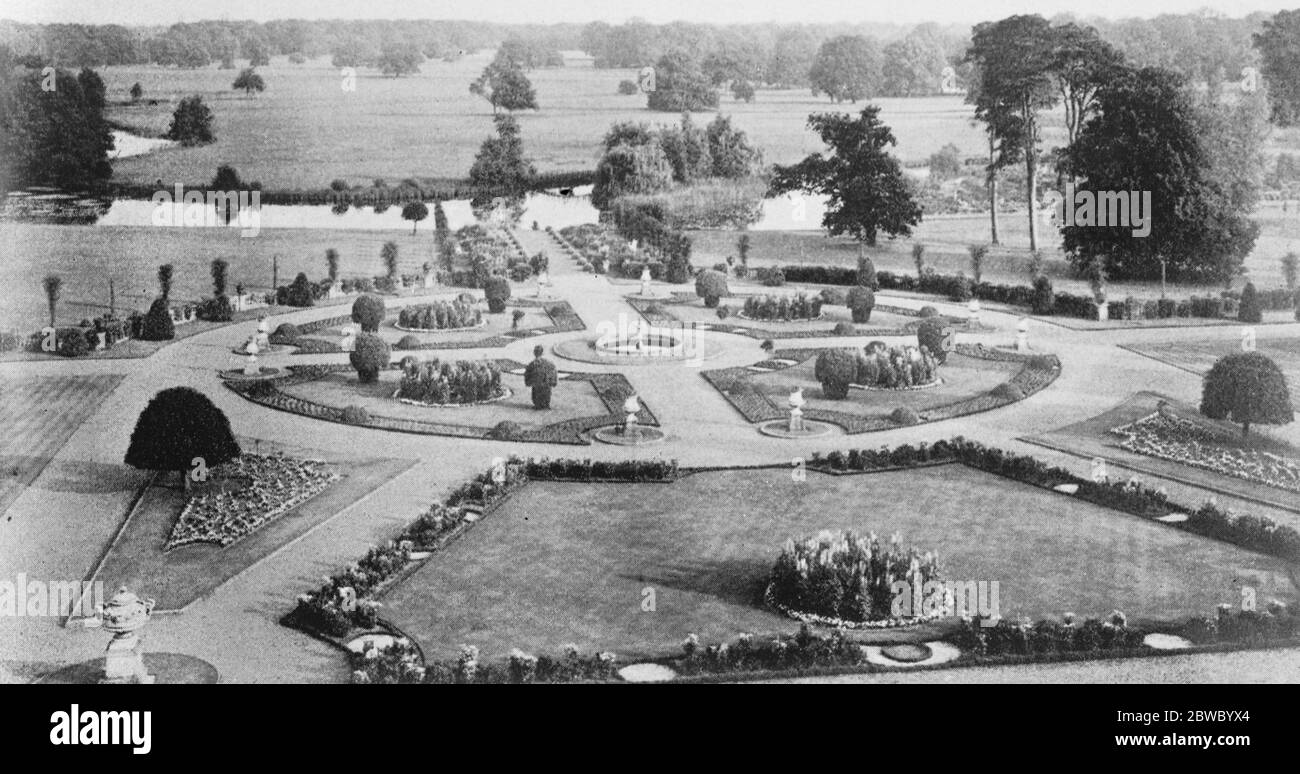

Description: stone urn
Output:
[787,388,805,432]
[640,266,652,298]
[1016,317,1030,351]
[98,586,156,684]
[243,339,260,376]
[623,394,641,437]
[255,318,271,350]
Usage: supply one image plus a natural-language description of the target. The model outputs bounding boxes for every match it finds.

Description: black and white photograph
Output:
[0,0,1294,749]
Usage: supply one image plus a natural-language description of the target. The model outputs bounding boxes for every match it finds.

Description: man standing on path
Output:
[524,345,558,409]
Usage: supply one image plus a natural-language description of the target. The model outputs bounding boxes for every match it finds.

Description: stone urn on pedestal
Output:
[98,586,157,684]
[243,339,260,375]
[1015,317,1029,351]
[623,394,641,438]
[640,265,653,298]
[967,299,981,329]
[787,388,805,432]
[255,318,271,350]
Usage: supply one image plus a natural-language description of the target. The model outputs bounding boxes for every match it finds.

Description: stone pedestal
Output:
[967,299,981,329]
[243,354,259,376]
[788,388,806,432]
[1096,303,1108,321]
[623,395,641,437]
[103,633,154,684]
[1015,318,1029,351]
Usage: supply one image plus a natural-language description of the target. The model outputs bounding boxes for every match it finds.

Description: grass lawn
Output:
[380,465,1295,661]
[0,373,127,516]
[86,443,416,612]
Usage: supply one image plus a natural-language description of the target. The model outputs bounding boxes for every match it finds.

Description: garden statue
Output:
[340,325,357,352]
[640,265,652,298]
[1241,327,1256,352]
[243,340,260,376]
[97,586,156,684]
[1016,317,1030,351]
[788,388,806,432]
[967,299,981,328]
[524,345,558,409]
[623,394,641,437]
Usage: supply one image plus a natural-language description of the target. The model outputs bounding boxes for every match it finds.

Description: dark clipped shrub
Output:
[1031,275,1054,315]
[124,387,241,476]
[948,275,973,302]
[351,294,386,332]
[759,267,785,286]
[56,328,90,357]
[991,382,1026,401]
[1238,282,1262,323]
[855,353,880,385]
[139,298,175,341]
[270,323,301,344]
[814,349,858,399]
[694,269,729,307]
[341,405,370,424]
[918,305,939,318]
[280,273,316,307]
[1156,298,1176,318]
[845,286,875,323]
[349,332,391,383]
[856,255,877,289]
[916,318,950,364]
[833,321,856,335]
[1200,351,1294,437]
[890,406,921,425]
[483,276,511,313]
[396,334,422,350]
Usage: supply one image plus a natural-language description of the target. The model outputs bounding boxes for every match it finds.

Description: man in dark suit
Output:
[524,345,558,409]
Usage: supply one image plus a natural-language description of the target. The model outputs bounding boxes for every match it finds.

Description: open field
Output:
[380,465,1294,660]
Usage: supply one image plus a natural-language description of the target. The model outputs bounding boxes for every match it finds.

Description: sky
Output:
[1,0,1296,26]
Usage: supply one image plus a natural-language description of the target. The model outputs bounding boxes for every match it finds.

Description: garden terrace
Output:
[226,363,658,445]
[704,344,1059,433]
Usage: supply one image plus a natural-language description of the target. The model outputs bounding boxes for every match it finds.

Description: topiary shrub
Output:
[716,305,732,320]
[1200,351,1294,437]
[819,288,846,306]
[280,273,316,307]
[856,255,877,290]
[124,387,241,485]
[341,405,370,425]
[889,406,921,425]
[351,294,386,332]
[916,318,951,364]
[814,349,858,399]
[1238,281,1262,323]
[845,286,875,323]
[270,323,301,345]
[1031,275,1054,315]
[991,382,1026,401]
[832,321,856,336]
[694,269,729,308]
[349,332,391,383]
[56,328,90,357]
[919,305,939,318]
[486,420,523,440]
[139,298,175,341]
[483,276,511,313]
[396,334,422,350]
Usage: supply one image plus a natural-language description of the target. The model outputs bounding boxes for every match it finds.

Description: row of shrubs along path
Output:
[1,219,1298,683]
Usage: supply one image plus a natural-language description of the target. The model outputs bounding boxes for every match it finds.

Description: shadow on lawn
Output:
[630,556,773,609]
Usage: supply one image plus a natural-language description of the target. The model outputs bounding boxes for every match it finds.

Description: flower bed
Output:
[850,344,940,390]
[395,301,484,331]
[167,454,339,550]
[395,358,504,405]
[1111,412,1300,494]
[768,530,943,627]
[739,292,823,322]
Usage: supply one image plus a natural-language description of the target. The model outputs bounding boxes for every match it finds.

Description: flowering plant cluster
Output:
[354,641,619,684]
[853,344,940,390]
[676,626,864,676]
[740,292,823,321]
[396,358,504,405]
[769,530,941,623]
[559,223,661,278]
[167,454,339,549]
[1111,412,1300,494]
[948,610,1144,656]
[396,300,483,331]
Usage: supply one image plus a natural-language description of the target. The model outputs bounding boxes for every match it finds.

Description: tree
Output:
[378,41,423,77]
[658,113,712,184]
[965,15,1058,253]
[1239,282,1262,323]
[1254,10,1300,125]
[157,263,173,300]
[349,333,391,383]
[846,286,875,323]
[647,51,718,112]
[470,57,538,112]
[381,241,399,279]
[1049,24,1123,151]
[210,258,228,297]
[326,248,340,285]
[770,106,922,247]
[731,81,755,103]
[42,274,61,327]
[129,82,143,102]
[1201,352,1294,438]
[766,26,819,88]
[125,387,241,489]
[468,113,538,194]
[705,114,760,179]
[232,67,265,96]
[165,95,215,146]
[245,38,271,67]
[1063,66,1257,283]
[402,201,429,234]
[0,67,113,191]
[882,29,947,97]
[809,35,883,104]
[591,142,672,210]
[351,294,385,332]
[928,143,962,181]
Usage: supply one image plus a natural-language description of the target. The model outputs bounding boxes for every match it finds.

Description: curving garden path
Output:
[2,220,1298,683]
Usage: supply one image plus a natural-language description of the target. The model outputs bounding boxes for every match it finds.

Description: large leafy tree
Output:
[705,114,760,179]
[125,387,241,489]
[469,56,538,112]
[882,28,948,97]
[809,35,882,104]
[1048,24,1123,151]
[232,67,265,96]
[765,26,819,89]
[770,106,921,247]
[468,113,537,193]
[965,15,1058,253]
[1201,352,1294,438]
[1063,66,1257,283]
[0,65,113,192]
[1253,9,1300,126]
[165,95,215,146]
[647,50,718,112]
[378,41,423,77]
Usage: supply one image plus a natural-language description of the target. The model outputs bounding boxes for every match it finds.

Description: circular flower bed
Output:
[767,530,945,629]
[852,344,941,390]
[395,301,485,332]
[395,358,507,406]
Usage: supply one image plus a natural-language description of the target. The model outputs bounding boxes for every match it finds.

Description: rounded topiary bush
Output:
[398,355,422,371]
[486,420,523,440]
[341,405,370,425]
[833,321,857,336]
[694,269,729,308]
[351,294,386,333]
[814,349,858,399]
[270,323,301,345]
[890,406,921,425]
[124,387,241,479]
[483,276,511,313]
[1031,275,1055,315]
[349,332,391,383]
[918,305,939,318]
[991,382,1026,401]
[845,286,875,323]
[916,318,951,364]
[1238,282,1262,324]
[396,334,422,350]
[1200,351,1294,437]
[139,298,175,341]
[56,328,90,357]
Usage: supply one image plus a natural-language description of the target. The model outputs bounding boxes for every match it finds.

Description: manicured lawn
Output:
[380,465,1295,660]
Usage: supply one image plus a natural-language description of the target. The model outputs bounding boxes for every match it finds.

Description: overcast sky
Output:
[2,0,1295,26]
